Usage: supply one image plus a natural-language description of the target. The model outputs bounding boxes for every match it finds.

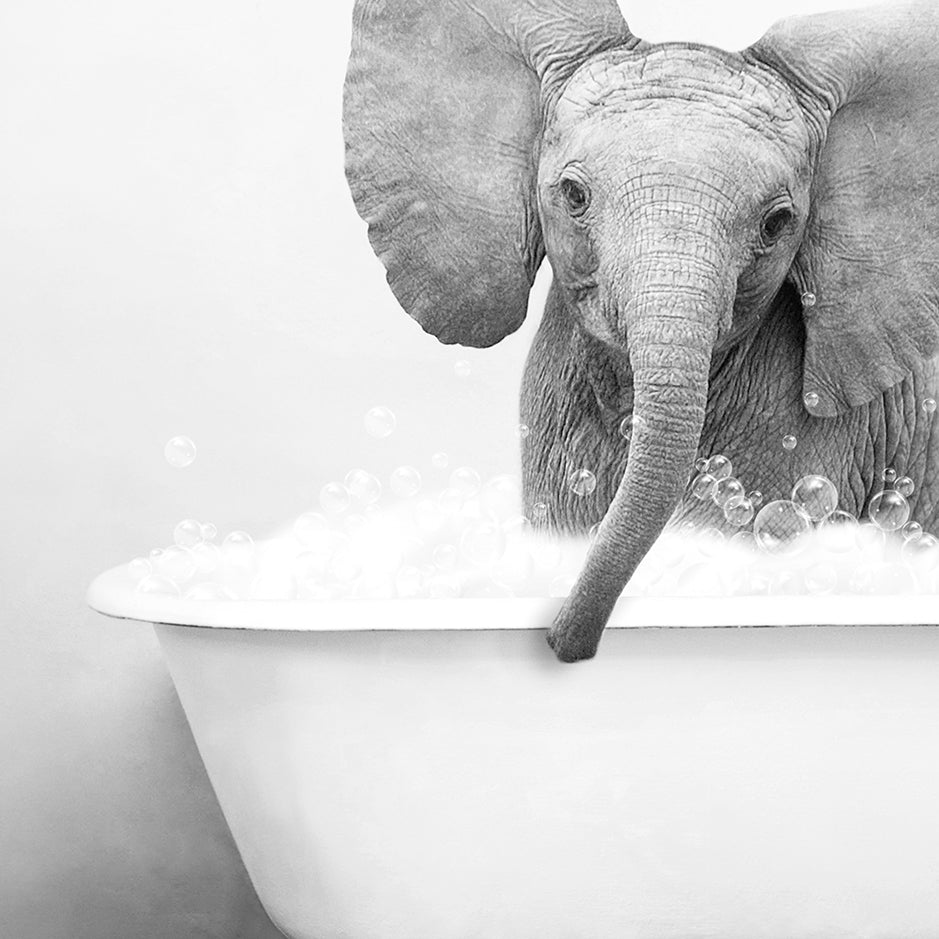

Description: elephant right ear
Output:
[343,0,636,347]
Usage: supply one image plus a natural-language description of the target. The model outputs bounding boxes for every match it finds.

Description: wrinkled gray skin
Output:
[343,1,939,662]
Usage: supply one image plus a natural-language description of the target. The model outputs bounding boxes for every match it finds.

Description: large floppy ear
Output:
[343,0,637,347]
[749,1,939,417]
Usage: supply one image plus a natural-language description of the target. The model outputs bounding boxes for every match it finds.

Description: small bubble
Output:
[222,531,255,566]
[712,476,745,509]
[868,489,911,532]
[568,468,597,497]
[173,519,203,548]
[164,435,196,468]
[531,502,548,524]
[803,392,820,409]
[902,521,923,541]
[433,543,459,571]
[882,467,897,485]
[895,476,915,497]
[782,435,797,451]
[364,406,396,439]
[724,496,755,527]
[618,414,646,440]
[924,398,937,416]
[753,500,811,555]
[790,475,838,522]
[704,455,733,480]
[390,465,422,498]
[344,469,382,505]
[320,481,352,515]
[690,473,717,500]
[450,466,482,499]
[516,423,531,440]
[186,582,237,601]
[747,490,764,508]
[801,291,817,308]
[154,546,197,583]
[200,522,218,542]
[431,452,449,470]
[694,457,708,472]
[127,557,152,582]
[136,575,181,597]
[454,360,471,378]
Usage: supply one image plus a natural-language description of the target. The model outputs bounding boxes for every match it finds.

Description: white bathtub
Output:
[88,565,939,939]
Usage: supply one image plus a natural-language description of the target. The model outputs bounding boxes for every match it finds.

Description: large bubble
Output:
[752,500,811,555]
[790,475,838,522]
[868,490,911,532]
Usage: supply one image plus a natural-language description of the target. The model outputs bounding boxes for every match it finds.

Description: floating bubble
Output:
[364,406,396,439]
[450,466,481,499]
[923,398,937,416]
[136,574,181,596]
[222,531,255,566]
[127,557,151,581]
[782,435,797,451]
[185,582,236,601]
[724,496,755,527]
[895,476,915,497]
[294,512,328,545]
[516,423,530,440]
[481,475,521,520]
[804,563,838,596]
[155,545,197,582]
[618,414,646,440]
[902,533,939,573]
[705,455,733,480]
[200,522,218,542]
[790,475,838,522]
[390,465,422,499]
[690,473,717,500]
[191,542,222,575]
[712,477,745,509]
[432,543,459,571]
[882,467,897,485]
[173,519,203,548]
[394,566,424,598]
[164,435,196,468]
[817,509,859,552]
[803,392,820,409]
[344,469,382,505]
[748,490,764,508]
[801,291,817,308]
[320,482,352,515]
[568,468,597,497]
[454,360,471,378]
[753,500,811,555]
[460,519,506,567]
[902,521,923,541]
[431,452,449,470]
[694,457,708,472]
[868,489,911,532]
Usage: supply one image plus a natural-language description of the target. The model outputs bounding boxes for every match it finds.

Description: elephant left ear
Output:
[749,2,939,417]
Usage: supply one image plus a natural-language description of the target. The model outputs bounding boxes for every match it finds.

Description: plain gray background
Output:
[0,0,872,936]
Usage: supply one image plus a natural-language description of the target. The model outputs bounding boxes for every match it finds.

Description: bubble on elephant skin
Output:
[697,527,725,557]
[449,466,482,499]
[363,406,396,439]
[790,475,838,522]
[729,530,757,550]
[200,522,217,542]
[817,510,859,552]
[431,451,449,470]
[568,468,597,497]
[868,489,911,532]
[804,563,839,596]
[185,582,237,601]
[390,465,422,499]
[923,398,937,416]
[895,476,915,497]
[530,501,549,525]
[803,391,820,410]
[127,557,152,582]
[320,481,352,515]
[882,467,897,485]
[747,490,764,508]
[154,545,197,583]
[694,457,708,473]
[781,434,797,451]
[164,435,196,468]
[902,521,923,541]
[801,291,817,308]
[454,360,471,378]
[136,574,181,597]
[460,519,506,567]
[724,496,755,528]
[618,414,646,440]
[704,454,733,480]
[753,500,811,555]
[690,473,717,500]
[222,530,255,566]
[173,519,203,548]
[588,522,602,541]
[712,477,745,509]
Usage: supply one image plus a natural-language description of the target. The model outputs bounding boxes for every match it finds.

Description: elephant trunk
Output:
[548,245,731,662]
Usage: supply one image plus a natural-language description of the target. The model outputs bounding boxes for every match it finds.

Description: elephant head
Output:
[343,1,939,661]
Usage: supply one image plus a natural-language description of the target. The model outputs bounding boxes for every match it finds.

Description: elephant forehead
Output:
[553,45,805,143]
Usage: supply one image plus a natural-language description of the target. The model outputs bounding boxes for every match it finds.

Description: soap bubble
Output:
[801,291,817,308]
[320,482,352,515]
[294,512,328,545]
[790,475,838,522]
[882,467,897,485]
[516,423,530,440]
[712,477,745,509]
[694,457,708,472]
[868,490,911,532]
[481,475,521,520]
[432,543,458,571]
[724,496,755,527]
[454,360,471,378]
[855,521,886,553]
[895,476,915,497]
[530,502,548,524]
[748,490,764,508]
[185,582,237,601]
[805,563,838,595]
[136,575,181,596]
[164,435,196,468]
[782,435,797,451]
[902,533,939,574]
[923,398,937,416]
[345,469,382,505]
[394,566,424,598]
[817,510,859,551]
[127,557,151,581]
[698,527,725,556]
[364,406,396,438]
[902,521,924,541]
[618,414,646,440]
[705,455,733,480]
[729,530,757,549]
[753,500,811,555]
[803,392,820,409]
[173,519,203,548]
[460,519,506,567]
[450,466,481,499]
[390,465,422,499]
[155,546,197,582]
[691,473,717,500]
[222,531,255,566]
[431,452,449,470]
[569,468,597,497]
[200,522,218,541]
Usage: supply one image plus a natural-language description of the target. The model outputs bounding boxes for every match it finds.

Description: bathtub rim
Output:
[87,563,939,631]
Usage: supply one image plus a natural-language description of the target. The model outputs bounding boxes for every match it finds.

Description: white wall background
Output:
[0,0,885,936]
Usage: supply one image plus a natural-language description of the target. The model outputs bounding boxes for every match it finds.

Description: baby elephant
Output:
[343,1,939,662]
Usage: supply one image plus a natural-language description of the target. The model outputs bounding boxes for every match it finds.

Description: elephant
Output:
[342,0,939,662]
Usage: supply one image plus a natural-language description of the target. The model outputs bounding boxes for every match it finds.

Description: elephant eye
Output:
[761,206,794,245]
[560,177,590,216]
